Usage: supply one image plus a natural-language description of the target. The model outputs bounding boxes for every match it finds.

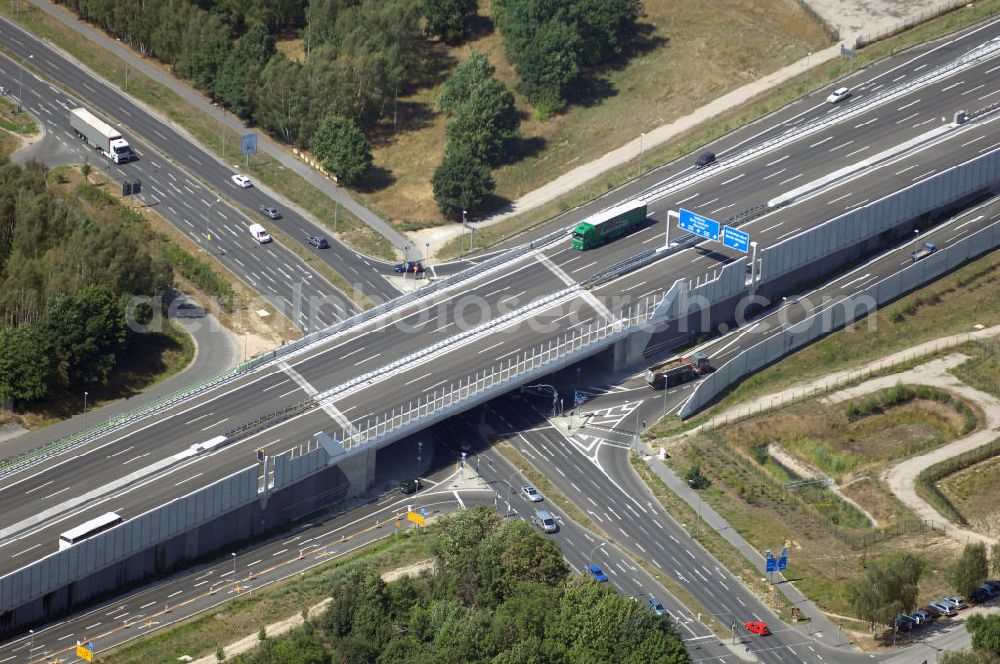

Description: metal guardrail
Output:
[0,224,571,481]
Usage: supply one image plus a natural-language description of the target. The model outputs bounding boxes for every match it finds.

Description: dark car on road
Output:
[307,234,329,249]
[259,204,281,219]
[694,151,716,169]
[394,261,424,274]
[399,479,422,494]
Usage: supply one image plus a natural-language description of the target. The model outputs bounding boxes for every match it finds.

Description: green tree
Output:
[968,614,1000,655]
[992,543,1000,576]
[476,520,568,606]
[847,553,925,634]
[308,116,373,184]
[43,285,127,387]
[437,50,495,116]
[215,23,275,117]
[950,543,989,599]
[684,464,710,490]
[215,645,225,662]
[0,325,54,404]
[445,77,519,165]
[254,55,306,144]
[431,146,495,220]
[569,0,643,66]
[420,0,477,44]
[269,632,328,664]
[940,651,1000,664]
[511,19,580,113]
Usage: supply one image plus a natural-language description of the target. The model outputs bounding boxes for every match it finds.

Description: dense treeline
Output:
[55,0,430,177]
[0,158,172,405]
[493,0,642,113]
[55,0,642,216]
[232,507,689,663]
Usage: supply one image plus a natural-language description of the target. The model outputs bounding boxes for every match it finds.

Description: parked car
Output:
[984,581,1000,594]
[694,151,716,169]
[910,610,933,626]
[259,204,281,219]
[231,174,252,188]
[307,234,329,249]
[399,479,422,494]
[394,261,425,274]
[894,615,913,632]
[826,86,851,104]
[521,485,543,502]
[920,605,942,619]
[647,597,668,617]
[943,596,968,610]
[929,601,957,617]
[744,621,770,636]
[588,565,608,582]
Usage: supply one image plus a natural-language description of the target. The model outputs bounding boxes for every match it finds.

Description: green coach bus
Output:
[571,201,648,250]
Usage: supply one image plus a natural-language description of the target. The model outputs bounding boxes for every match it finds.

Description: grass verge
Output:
[917,437,1000,528]
[102,528,436,664]
[438,0,1000,258]
[493,437,728,638]
[0,3,394,266]
[664,419,959,624]
[950,340,1000,398]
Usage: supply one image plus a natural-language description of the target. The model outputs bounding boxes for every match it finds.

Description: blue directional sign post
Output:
[678,208,721,242]
[765,549,777,584]
[778,546,788,572]
[241,132,257,167]
[722,225,750,253]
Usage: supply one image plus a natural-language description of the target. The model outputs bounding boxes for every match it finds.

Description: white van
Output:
[248,223,272,244]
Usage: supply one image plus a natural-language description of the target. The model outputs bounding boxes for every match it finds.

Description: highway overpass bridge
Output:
[2,30,1000,635]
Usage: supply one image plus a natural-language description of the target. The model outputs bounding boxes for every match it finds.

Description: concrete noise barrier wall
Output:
[679,216,1000,418]
[760,148,1000,283]
[0,465,258,615]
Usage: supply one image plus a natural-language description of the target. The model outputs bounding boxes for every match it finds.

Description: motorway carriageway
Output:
[0,439,738,664]
[2,24,1000,571]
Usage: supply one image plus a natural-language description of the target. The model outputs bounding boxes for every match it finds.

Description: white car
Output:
[521,485,543,502]
[826,87,851,104]
[231,174,252,188]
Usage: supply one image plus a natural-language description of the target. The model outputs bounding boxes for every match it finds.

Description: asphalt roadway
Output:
[1,100,998,576]
[0,427,737,664]
[2,109,998,582]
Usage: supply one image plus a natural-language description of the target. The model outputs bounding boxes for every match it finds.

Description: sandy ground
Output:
[805,0,968,44]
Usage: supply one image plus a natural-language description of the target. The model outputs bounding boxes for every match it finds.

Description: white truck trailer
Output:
[69,107,133,164]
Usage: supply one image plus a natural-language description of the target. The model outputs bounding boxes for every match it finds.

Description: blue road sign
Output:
[241,133,258,155]
[778,546,788,571]
[765,549,777,573]
[722,225,750,253]
[679,208,720,242]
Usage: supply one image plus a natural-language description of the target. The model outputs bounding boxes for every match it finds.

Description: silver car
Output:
[929,601,957,617]
[521,485,543,502]
[533,510,558,533]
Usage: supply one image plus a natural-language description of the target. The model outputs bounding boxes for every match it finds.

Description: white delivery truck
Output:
[69,107,134,164]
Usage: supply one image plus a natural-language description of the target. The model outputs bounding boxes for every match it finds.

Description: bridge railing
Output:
[333,291,664,451]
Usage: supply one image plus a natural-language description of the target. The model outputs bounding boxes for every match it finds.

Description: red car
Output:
[744,621,770,636]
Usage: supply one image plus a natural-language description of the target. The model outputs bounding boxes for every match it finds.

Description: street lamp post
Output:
[83,391,89,428]
[461,210,468,258]
[17,54,33,113]
[28,629,34,661]
[806,51,813,91]
[231,552,237,594]
[639,132,645,177]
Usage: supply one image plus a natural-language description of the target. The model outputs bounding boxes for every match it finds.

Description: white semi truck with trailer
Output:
[69,107,134,164]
